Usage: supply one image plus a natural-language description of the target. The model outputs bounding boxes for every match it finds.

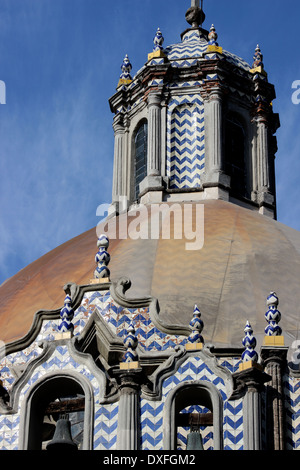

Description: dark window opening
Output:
[134,122,148,200]
[225,118,247,198]
[24,376,86,450]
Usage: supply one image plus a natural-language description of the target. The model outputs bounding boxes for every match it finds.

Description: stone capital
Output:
[260,346,288,368]
[147,92,162,108]
[113,115,125,134]
[230,365,271,399]
[115,367,144,392]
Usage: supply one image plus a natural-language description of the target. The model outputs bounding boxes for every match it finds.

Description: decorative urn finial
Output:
[186,305,204,350]
[185,0,205,28]
[118,54,133,87]
[241,321,258,363]
[153,28,164,51]
[208,24,218,46]
[265,292,282,337]
[58,294,75,335]
[94,234,110,280]
[123,323,139,364]
[252,44,263,69]
[148,28,166,61]
[206,23,222,54]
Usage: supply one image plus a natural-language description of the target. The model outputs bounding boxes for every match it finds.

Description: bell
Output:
[46,417,78,451]
[42,415,56,442]
[186,430,204,450]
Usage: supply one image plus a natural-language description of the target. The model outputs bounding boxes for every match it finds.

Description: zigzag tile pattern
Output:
[94,403,118,450]
[284,373,300,450]
[0,343,118,450]
[164,30,250,72]
[140,356,244,450]
[167,96,205,189]
[75,290,187,352]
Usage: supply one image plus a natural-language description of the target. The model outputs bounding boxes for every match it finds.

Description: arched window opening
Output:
[19,372,93,451]
[163,381,223,450]
[134,121,148,200]
[225,116,247,198]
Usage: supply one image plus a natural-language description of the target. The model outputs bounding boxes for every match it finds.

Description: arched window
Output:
[134,121,148,200]
[163,381,223,450]
[19,371,94,450]
[225,116,247,198]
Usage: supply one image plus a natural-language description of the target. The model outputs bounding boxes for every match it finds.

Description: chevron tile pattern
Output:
[140,356,244,450]
[284,373,300,450]
[75,290,187,352]
[163,28,250,72]
[0,285,297,451]
[165,33,208,69]
[140,400,164,450]
[94,402,118,450]
[0,342,119,450]
[167,95,205,189]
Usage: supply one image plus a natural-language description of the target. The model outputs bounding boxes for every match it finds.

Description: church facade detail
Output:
[0,1,299,452]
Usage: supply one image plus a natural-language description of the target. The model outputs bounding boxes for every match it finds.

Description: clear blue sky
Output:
[0,0,300,285]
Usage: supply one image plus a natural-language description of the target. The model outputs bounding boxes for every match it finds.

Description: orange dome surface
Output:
[1,199,300,348]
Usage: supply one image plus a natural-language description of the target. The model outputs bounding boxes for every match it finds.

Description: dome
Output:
[1,199,300,349]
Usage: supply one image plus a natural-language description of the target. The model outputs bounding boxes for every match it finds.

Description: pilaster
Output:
[260,347,288,450]
[112,115,126,206]
[115,368,143,450]
[231,365,271,450]
[139,92,164,199]
[202,84,230,192]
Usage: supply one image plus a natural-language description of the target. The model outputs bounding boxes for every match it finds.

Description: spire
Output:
[185,0,205,28]
[250,44,267,77]
[252,44,263,69]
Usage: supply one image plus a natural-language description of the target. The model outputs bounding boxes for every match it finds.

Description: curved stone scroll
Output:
[110,277,192,338]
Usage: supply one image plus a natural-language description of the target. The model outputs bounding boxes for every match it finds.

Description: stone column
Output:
[112,116,126,204]
[116,369,142,450]
[256,117,269,191]
[254,113,275,216]
[208,88,223,174]
[231,366,271,450]
[202,86,230,194]
[261,347,288,450]
[147,92,162,177]
[139,93,164,202]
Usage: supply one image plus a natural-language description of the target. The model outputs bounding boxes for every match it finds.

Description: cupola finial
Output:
[186,0,205,28]
[117,54,133,88]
